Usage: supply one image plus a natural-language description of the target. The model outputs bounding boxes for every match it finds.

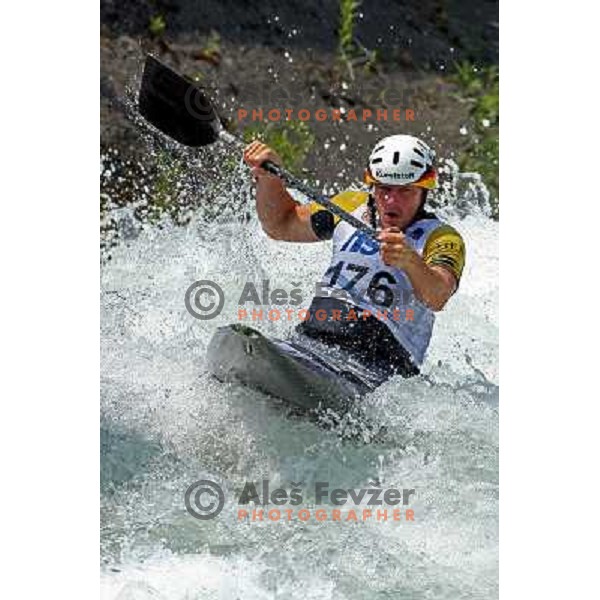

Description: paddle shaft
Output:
[219,130,376,237]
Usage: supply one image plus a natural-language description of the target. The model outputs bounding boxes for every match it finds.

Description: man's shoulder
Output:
[426,222,465,246]
[331,189,370,213]
[309,189,369,216]
[411,212,464,243]
[308,189,370,241]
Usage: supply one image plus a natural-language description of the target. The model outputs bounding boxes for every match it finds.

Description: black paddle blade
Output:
[138,55,221,147]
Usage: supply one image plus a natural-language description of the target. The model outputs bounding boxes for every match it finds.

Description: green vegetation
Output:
[148,15,166,37]
[242,120,315,173]
[337,0,361,78]
[150,151,183,220]
[362,47,380,74]
[452,62,499,215]
[338,0,360,58]
[335,1,380,79]
[186,31,222,80]
[203,30,221,61]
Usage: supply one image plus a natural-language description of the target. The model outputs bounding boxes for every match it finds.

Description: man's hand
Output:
[378,228,417,269]
[378,227,457,311]
[242,139,318,242]
[243,141,282,181]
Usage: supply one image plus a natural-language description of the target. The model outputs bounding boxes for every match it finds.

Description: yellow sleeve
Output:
[423,225,466,282]
[309,190,368,220]
[309,190,369,240]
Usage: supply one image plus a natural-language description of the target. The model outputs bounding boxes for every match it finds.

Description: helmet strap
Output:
[406,189,429,228]
[367,193,378,230]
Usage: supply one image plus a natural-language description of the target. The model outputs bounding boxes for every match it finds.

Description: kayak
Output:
[206,324,384,411]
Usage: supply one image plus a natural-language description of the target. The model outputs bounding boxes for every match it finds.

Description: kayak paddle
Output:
[138,55,376,238]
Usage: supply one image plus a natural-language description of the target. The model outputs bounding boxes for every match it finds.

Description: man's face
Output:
[373,184,424,230]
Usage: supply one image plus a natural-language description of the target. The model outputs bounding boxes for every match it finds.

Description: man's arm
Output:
[243,141,319,242]
[379,227,465,311]
[396,253,457,312]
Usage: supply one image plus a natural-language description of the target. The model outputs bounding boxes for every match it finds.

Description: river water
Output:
[100,164,498,599]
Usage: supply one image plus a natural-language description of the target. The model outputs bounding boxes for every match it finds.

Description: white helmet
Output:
[364,134,437,189]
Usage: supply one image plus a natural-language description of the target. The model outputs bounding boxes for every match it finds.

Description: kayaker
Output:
[242,134,466,380]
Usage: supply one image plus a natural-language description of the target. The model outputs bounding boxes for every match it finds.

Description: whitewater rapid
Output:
[100,185,498,599]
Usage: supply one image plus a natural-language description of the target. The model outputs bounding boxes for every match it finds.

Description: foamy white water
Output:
[101,176,498,599]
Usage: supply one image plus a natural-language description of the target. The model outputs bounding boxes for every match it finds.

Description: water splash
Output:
[432,158,494,220]
[101,149,498,598]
